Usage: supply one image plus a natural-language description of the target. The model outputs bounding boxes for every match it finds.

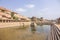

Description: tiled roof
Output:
[0,7,11,12]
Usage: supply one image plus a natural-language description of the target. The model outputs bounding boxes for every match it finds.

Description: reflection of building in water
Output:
[31,26,36,31]
[30,25,36,34]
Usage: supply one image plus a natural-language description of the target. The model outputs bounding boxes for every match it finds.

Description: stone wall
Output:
[0,22,31,28]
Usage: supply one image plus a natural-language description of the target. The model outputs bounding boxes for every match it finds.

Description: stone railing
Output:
[50,24,60,40]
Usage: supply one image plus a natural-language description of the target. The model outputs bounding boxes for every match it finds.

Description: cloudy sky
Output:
[0,0,60,19]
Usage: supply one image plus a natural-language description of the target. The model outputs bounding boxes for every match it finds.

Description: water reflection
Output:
[30,26,36,34]
[39,24,43,26]
[30,24,50,40]
[0,25,50,40]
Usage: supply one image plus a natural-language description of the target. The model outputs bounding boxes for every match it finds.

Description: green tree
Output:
[40,17,43,21]
[11,12,14,19]
[13,16,19,21]
[31,16,37,21]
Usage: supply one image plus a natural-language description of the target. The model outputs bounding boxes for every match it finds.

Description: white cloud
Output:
[15,4,35,13]
[26,4,35,8]
[41,8,48,12]
[15,8,26,12]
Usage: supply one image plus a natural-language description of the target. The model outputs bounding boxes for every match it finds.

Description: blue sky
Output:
[0,0,60,19]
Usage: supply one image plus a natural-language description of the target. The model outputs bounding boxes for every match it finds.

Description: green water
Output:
[0,25,50,40]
